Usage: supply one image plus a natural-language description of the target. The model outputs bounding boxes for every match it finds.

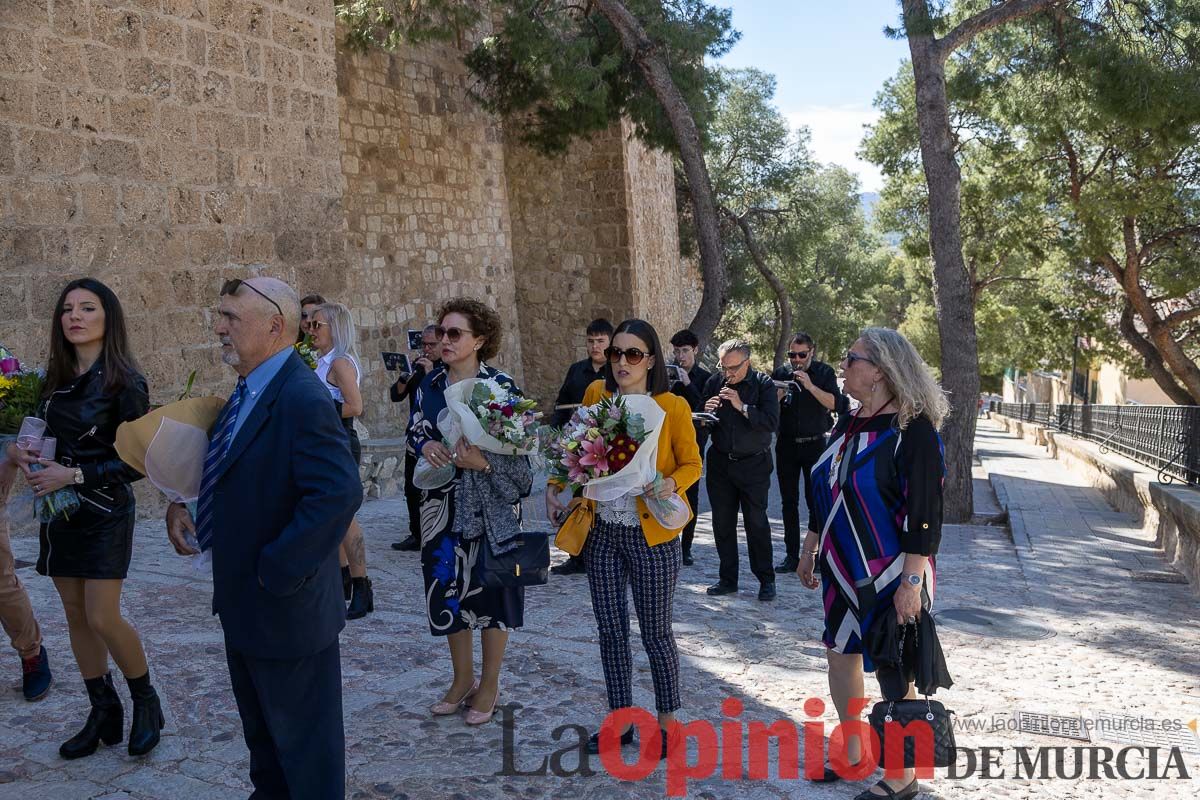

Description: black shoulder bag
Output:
[478,532,550,588]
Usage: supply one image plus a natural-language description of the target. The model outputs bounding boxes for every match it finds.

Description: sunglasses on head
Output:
[221,279,283,318]
[788,350,811,360]
[606,346,652,366]
[435,326,473,343]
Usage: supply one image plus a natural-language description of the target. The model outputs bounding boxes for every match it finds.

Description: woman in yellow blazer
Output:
[547,318,701,760]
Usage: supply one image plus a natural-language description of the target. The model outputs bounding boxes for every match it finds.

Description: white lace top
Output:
[597,493,640,527]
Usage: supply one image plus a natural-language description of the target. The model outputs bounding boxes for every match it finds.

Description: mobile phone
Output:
[666,364,684,383]
[381,352,411,373]
[407,329,424,351]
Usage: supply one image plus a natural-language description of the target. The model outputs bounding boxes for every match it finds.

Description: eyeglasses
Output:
[788,350,811,360]
[309,320,328,329]
[221,279,283,318]
[606,346,651,366]
[719,358,749,374]
[844,352,874,367]
[435,326,473,343]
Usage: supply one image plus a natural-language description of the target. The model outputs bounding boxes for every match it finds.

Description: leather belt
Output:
[791,434,826,444]
[719,449,769,462]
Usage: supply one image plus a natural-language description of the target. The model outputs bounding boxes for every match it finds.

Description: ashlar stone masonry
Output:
[0,0,699,444]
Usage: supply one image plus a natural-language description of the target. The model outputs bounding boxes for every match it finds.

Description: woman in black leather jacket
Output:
[4,278,162,760]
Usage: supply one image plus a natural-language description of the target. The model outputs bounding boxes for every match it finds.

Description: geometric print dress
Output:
[809,412,944,672]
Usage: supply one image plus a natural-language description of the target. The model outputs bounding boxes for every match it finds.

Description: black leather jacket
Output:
[39,361,149,500]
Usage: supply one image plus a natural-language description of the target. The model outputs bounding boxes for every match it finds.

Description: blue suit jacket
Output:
[208,351,363,659]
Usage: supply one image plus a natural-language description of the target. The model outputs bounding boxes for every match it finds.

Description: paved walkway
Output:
[1,424,1198,799]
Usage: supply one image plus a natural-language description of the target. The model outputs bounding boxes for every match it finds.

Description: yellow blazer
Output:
[571,380,703,547]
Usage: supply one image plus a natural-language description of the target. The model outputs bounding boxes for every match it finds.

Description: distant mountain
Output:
[859,192,902,246]
[859,192,880,221]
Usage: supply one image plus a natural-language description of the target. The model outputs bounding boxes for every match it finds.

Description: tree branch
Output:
[1137,223,1200,262]
[1118,302,1198,404]
[1163,305,1200,329]
[937,0,1060,60]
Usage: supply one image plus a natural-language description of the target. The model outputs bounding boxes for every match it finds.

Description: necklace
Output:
[829,399,895,484]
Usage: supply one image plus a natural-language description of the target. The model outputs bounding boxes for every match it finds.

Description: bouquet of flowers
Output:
[295,335,319,370]
[544,396,649,494]
[0,346,43,437]
[448,378,541,455]
[0,346,79,523]
[412,378,541,490]
[543,394,691,529]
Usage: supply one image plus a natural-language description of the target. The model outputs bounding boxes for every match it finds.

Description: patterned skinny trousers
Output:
[583,518,681,714]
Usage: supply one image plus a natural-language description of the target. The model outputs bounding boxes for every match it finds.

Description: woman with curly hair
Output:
[408,297,530,726]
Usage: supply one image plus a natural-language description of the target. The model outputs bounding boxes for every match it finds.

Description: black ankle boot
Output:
[60,673,123,760]
[126,672,164,757]
[346,576,374,620]
[341,565,352,601]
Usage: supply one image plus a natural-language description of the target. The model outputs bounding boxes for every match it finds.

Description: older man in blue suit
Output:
[166,277,362,799]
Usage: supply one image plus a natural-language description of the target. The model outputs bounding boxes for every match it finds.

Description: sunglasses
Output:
[720,358,749,374]
[606,346,652,366]
[221,279,283,318]
[435,326,473,343]
[845,351,874,367]
[788,351,812,360]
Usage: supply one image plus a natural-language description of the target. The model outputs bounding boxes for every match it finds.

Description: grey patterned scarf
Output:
[457,453,533,555]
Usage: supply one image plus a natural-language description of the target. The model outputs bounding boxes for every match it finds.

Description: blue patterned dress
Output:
[408,363,524,636]
[809,412,943,671]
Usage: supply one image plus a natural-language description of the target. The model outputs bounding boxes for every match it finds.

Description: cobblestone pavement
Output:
[1,427,1198,799]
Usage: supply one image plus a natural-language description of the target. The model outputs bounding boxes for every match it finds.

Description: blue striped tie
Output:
[195,378,246,552]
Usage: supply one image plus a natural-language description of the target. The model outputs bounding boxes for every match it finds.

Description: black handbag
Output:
[868,623,956,769]
[868,695,956,769]
[478,532,550,588]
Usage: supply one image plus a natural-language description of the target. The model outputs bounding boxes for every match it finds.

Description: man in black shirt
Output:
[668,329,712,566]
[771,332,847,573]
[548,318,613,576]
[389,324,442,551]
[701,340,781,600]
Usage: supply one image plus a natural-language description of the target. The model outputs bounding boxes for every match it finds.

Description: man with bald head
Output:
[166,276,361,799]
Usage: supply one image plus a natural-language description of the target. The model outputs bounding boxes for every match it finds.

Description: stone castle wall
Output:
[333,31,522,435]
[0,0,345,403]
[1,1,697,441]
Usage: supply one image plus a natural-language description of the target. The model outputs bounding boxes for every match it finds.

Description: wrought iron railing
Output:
[994,402,1200,485]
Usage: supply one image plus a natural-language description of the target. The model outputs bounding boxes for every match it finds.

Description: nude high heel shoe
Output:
[429,680,479,716]
[464,689,500,726]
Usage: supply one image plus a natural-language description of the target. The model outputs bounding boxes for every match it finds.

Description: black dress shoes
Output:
[391,536,420,552]
[706,581,737,596]
[681,551,694,566]
[586,726,637,755]
[774,557,799,574]
[550,555,586,576]
[758,583,777,601]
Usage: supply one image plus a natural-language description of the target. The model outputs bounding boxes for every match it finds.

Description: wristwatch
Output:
[902,573,922,589]
[73,467,85,486]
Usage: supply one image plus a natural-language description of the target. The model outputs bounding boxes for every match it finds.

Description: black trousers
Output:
[225,639,345,800]
[775,436,828,560]
[403,451,421,539]
[706,450,774,586]
[681,479,701,558]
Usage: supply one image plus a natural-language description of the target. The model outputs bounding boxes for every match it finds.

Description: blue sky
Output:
[716,1,911,192]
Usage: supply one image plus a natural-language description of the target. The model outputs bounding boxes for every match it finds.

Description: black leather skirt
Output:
[37,485,135,580]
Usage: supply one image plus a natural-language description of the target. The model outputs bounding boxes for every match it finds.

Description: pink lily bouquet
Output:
[544,396,650,494]
[545,394,692,529]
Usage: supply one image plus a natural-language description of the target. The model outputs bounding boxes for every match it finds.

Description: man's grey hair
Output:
[243,277,300,334]
[716,339,751,360]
